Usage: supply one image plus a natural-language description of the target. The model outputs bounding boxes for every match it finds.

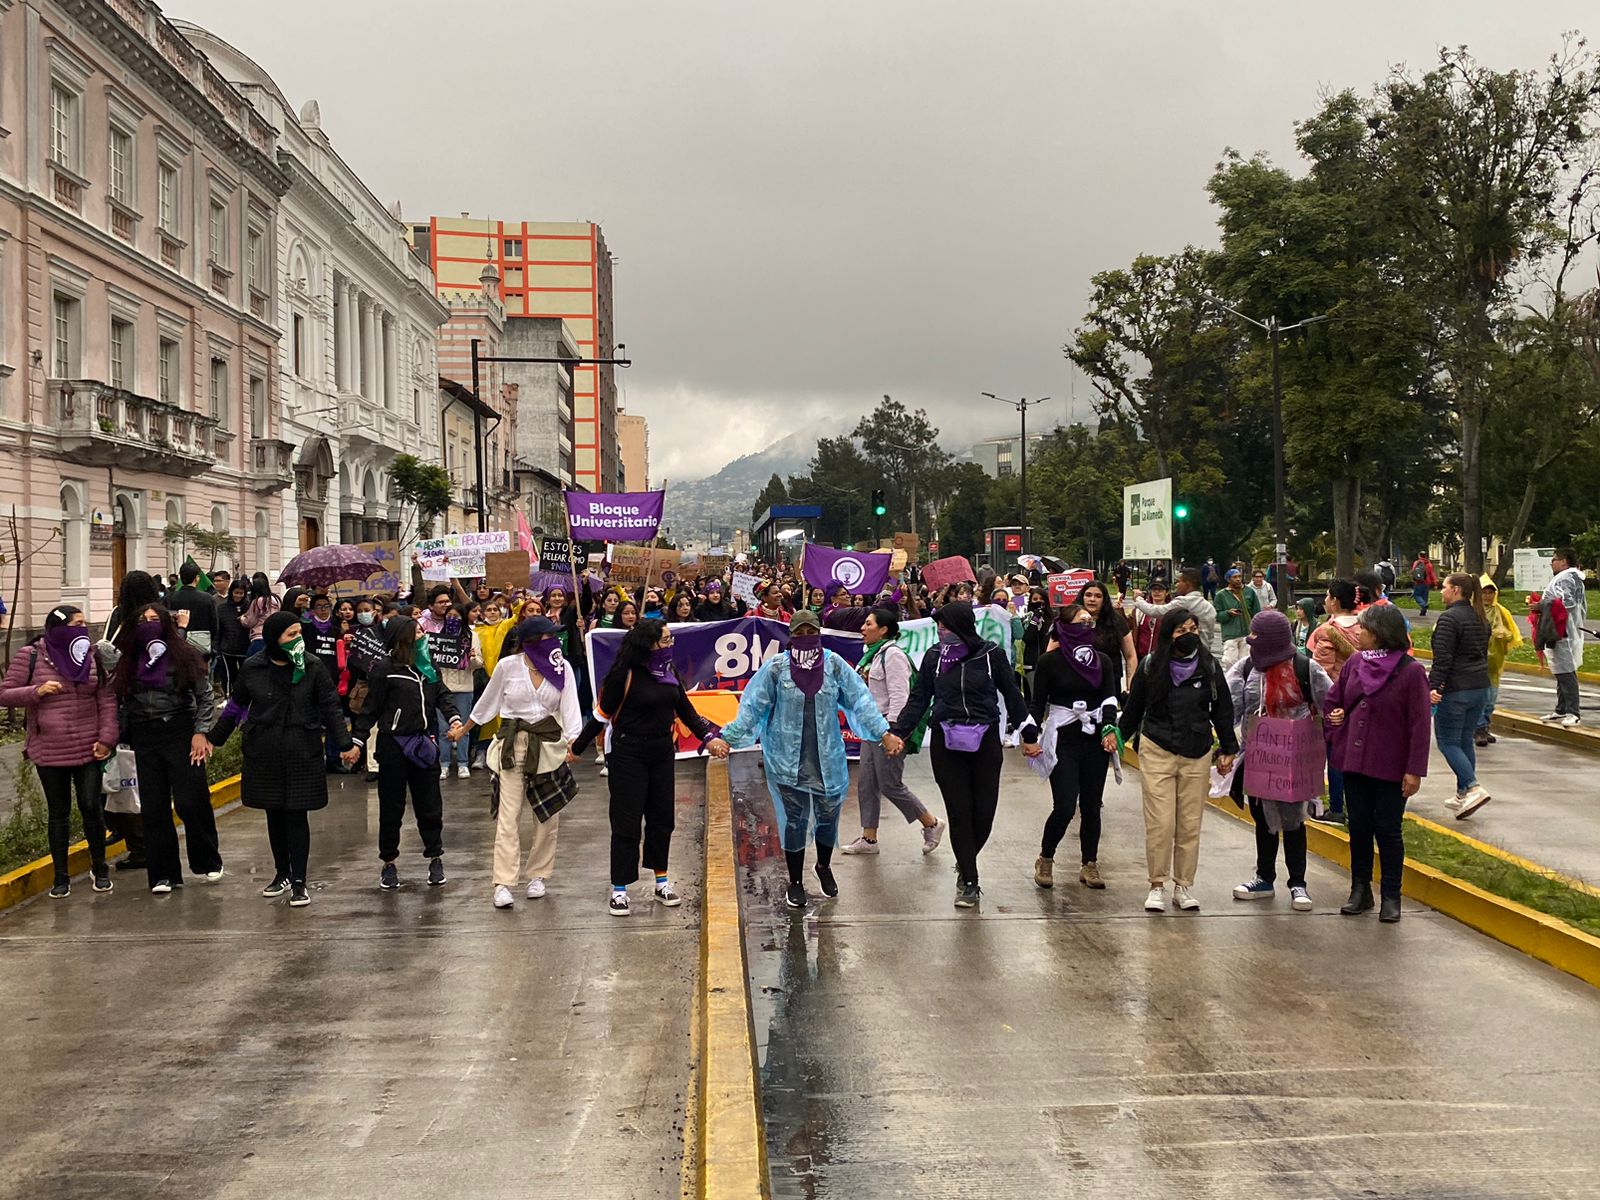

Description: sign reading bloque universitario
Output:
[564,490,665,542]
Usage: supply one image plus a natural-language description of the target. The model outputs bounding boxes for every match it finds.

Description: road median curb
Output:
[687,759,768,1199]
[1411,646,1600,686]
[0,774,241,913]
[1487,707,1600,752]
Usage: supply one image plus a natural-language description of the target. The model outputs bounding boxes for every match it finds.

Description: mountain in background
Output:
[664,428,824,545]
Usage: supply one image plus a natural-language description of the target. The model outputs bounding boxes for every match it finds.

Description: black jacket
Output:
[891,643,1038,744]
[1119,654,1238,759]
[1028,649,1121,724]
[215,601,251,657]
[1428,600,1492,693]
[571,666,717,757]
[354,660,463,740]
[209,654,350,811]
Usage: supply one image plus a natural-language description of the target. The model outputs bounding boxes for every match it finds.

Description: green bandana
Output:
[856,637,889,680]
[280,635,307,683]
[414,637,439,684]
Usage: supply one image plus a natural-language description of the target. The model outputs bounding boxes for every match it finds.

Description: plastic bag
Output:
[1208,759,1238,800]
[102,745,141,815]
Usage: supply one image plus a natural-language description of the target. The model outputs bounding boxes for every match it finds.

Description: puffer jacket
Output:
[0,642,119,766]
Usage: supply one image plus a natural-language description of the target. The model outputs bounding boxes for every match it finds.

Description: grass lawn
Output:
[1407,624,1600,672]
[1402,820,1600,940]
[1390,587,1600,617]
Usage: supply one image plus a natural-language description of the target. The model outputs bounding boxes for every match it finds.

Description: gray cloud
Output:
[185,0,1592,479]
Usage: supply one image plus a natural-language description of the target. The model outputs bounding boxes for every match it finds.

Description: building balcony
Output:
[338,392,409,459]
[51,380,217,477]
[248,437,295,494]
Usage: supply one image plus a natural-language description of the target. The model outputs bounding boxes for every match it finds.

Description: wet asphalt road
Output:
[730,752,1600,1199]
[0,761,700,1200]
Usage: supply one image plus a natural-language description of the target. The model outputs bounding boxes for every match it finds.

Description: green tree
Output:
[851,394,952,537]
[750,472,788,527]
[391,454,453,541]
[937,462,993,562]
[786,437,872,547]
[191,528,237,569]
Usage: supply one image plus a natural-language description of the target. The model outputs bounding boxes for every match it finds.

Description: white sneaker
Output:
[456,764,471,779]
[921,818,945,855]
[204,867,225,883]
[1559,714,1582,727]
[609,890,630,916]
[439,765,450,779]
[1540,711,1563,722]
[493,885,514,909]
[1290,886,1313,912]
[595,750,606,764]
[1143,886,1167,912]
[1455,786,1492,819]
[526,877,546,899]
[840,836,879,855]
[599,766,609,777]
[1445,793,1463,810]
[1173,885,1201,911]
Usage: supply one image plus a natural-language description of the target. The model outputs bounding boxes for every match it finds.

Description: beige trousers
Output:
[493,740,559,886]
[1138,739,1209,887]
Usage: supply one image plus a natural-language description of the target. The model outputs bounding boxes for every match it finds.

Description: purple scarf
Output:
[1349,648,1406,696]
[42,625,93,684]
[938,634,973,675]
[788,634,825,697]
[522,636,568,691]
[1169,655,1200,686]
[1052,622,1102,687]
[305,613,335,635]
[647,646,678,686]
[134,621,170,688]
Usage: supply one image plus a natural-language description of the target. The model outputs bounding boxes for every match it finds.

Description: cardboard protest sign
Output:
[921,555,977,591]
[539,537,574,570]
[1047,570,1096,606]
[609,544,654,587]
[483,550,532,590]
[731,571,760,606]
[415,532,511,580]
[327,540,401,598]
[892,532,920,552]
[890,549,908,572]
[1243,716,1325,803]
[702,554,730,579]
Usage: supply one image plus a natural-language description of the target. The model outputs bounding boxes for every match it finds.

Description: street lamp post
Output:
[981,393,1049,557]
[1198,299,1328,613]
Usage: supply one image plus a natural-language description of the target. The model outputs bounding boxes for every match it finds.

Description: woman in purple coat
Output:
[0,605,120,896]
[1325,603,1431,923]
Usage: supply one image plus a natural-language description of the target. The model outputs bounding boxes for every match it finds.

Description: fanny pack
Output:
[392,731,440,770]
[939,722,988,752]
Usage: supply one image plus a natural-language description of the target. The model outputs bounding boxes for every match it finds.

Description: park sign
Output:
[1123,477,1173,560]
[564,490,665,542]
[1513,547,1556,593]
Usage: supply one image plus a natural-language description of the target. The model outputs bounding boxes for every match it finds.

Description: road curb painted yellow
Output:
[1412,646,1600,686]
[0,774,242,913]
[688,759,768,1199]
[1403,812,1600,900]
[1488,707,1600,752]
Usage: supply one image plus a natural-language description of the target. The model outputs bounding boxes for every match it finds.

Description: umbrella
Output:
[277,543,385,589]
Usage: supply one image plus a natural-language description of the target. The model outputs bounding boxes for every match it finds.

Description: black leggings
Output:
[132,725,221,887]
[265,809,311,883]
[376,737,444,860]
[38,761,107,883]
[1249,796,1307,888]
[606,732,676,886]
[1040,732,1110,863]
[930,725,1004,887]
[1344,772,1406,898]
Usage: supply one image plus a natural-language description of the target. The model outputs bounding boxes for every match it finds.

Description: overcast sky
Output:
[186,1,1592,482]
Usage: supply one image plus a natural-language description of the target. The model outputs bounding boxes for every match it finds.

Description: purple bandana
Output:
[522,636,568,691]
[937,634,972,675]
[1349,648,1406,696]
[42,624,93,684]
[305,613,335,635]
[134,621,170,688]
[1169,656,1200,686]
[1052,621,1102,687]
[647,646,678,686]
[788,634,825,696]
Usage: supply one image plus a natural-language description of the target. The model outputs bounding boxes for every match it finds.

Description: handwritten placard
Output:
[1243,716,1325,803]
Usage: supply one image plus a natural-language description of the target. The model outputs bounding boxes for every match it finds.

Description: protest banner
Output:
[327,540,401,598]
[702,553,730,579]
[564,490,665,542]
[539,537,574,570]
[921,555,977,591]
[415,532,511,580]
[1243,716,1325,803]
[800,543,892,595]
[483,550,532,590]
[731,571,760,606]
[586,605,1013,759]
[892,532,920,553]
[1046,570,1096,606]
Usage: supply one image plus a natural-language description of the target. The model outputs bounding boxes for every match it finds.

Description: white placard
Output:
[415,531,512,579]
[731,571,760,606]
[1512,547,1555,593]
[1122,478,1173,560]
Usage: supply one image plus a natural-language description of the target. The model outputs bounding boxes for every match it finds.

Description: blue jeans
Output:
[438,690,474,768]
[1477,683,1499,731]
[1325,740,1345,814]
[1434,688,1488,792]
[773,785,843,853]
[1413,583,1429,614]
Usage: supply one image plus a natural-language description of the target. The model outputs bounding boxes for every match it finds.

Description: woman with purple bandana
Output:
[0,605,119,897]
[1325,602,1431,923]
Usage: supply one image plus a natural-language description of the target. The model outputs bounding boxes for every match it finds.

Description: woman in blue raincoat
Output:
[710,609,904,911]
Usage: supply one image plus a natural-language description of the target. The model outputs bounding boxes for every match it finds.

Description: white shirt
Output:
[469,654,583,742]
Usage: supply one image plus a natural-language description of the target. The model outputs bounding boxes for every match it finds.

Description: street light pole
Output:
[981,392,1050,557]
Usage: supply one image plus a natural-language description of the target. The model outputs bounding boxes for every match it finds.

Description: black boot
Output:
[1379,894,1402,923]
[1340,882,1374,915]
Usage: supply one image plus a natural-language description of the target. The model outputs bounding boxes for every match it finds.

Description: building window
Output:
[503,238,522,258]
[249,375,266,439]
[110,318,133,390]
[158,162,179,233]
[60,483,88,588]
[209,357,228,427]
[292,314,305,376]
[208,200,227,264]
[51,294,80,378]
[49,85,80,171]
[413,387,421,425]
[158,337,180,405]
[246,229,263,291]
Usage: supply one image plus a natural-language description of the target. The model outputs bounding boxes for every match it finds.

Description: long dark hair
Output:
[1078,580,1122,633]
[602,618,670,694]
[385,616,421,667]
[250,571,274,603]
[1142,607,1215,714]
[111,603,206,696]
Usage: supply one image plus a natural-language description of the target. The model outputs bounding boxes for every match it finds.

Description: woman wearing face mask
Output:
[890,603,1040,909]
[640,590,665,620]
[111,604,222,894]
[1078,581,1137,693]
[570,619,722,914]
[215,581,253,690]
[422,600,483,780]
[0,605,118,896]
[841,607,944,857]
[1019,587,1053,698]
[353,616,464,890]
[450,617,583,908]
[1028,603,1121,892]
[205,612,358,907]
[1118,609,1237,914]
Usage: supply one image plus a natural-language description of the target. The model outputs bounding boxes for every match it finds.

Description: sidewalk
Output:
[732,751,1600,1199]
[1,761,700,1198]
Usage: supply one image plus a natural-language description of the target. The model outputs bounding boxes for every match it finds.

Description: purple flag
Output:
[801,543,892,596]
[564,490,665,542]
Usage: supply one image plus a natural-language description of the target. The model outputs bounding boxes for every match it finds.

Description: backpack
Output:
[1378,562,1396,588]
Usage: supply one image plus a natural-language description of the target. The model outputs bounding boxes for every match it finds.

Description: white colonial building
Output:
[174,22,447,560]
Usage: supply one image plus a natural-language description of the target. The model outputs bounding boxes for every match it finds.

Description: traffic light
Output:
[872,489,887,517]
[1174,502,1190,520]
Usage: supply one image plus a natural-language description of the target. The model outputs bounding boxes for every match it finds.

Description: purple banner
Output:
[587,615,864,695]
[801,543,892,596]
[565,490,665,542]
